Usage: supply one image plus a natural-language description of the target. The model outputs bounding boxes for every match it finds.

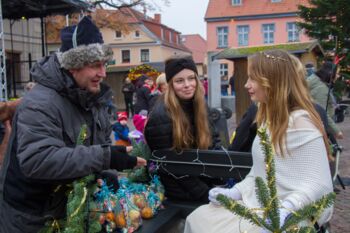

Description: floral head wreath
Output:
[260,51,288,62]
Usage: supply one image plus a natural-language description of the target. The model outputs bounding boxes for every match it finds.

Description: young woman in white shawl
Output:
[184,50,333,233]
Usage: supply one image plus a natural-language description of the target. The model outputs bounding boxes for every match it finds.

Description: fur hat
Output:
[117,112,128,122]
[56,16,113,70]
[165,56,198,82]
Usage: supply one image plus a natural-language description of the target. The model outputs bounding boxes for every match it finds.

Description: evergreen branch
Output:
[255,177,270,216]
[77,124,88,145]
[217,194,273,232]
[281,192,336,231]
[257,127,280,229]
[130,138,151,160]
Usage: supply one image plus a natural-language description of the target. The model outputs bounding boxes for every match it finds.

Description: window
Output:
[169,32,173,43]
[271,0,281,2]
[121,50,130,63]
[217,26,228,48]
[237,25,249,46]
[115,31,122,38]
[161,28,165,40]
[135,30,140,38]
[140,49,150,62]
[231,0,242,5]
[287,22,300,42]
[262,24,275,44]
[220,63,228,76]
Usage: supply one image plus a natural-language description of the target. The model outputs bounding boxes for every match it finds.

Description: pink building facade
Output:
[205,0,312,82]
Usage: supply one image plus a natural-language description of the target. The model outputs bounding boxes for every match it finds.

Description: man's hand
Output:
[136,157,147,167]
[126,146,133,153]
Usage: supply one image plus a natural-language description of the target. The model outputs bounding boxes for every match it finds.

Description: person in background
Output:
[0,99,21,167]
[306,61,343,139]
[113,112,131,146]
[134,75,155,114]
[202,77,209,101]
[129,110,148,142]
[220,75,229,96]
[122,77,135,118]
[148,73,168,110]
[156,73,168,93]
[0,81,35,166]
[24,82,36,94]
[305,63,315,77]
[0,16,146,233]
[144,55,221,202]
[185,50,333,233]
[229,74,235,96]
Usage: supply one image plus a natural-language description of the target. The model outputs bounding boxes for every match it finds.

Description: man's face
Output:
[69,61,106,94]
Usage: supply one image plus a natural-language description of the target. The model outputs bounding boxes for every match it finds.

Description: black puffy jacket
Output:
[144,98,220,201]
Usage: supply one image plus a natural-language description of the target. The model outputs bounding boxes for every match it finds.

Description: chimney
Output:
[143,4,147,16]
[154,14,161,24]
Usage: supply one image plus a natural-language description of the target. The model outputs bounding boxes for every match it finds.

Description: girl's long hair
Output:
[164,74,211,150]
[248,49,329,156]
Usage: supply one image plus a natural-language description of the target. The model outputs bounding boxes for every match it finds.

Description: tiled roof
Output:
[205,0,311,19]
[118,8,190,52]
[46,8,190,52]
[215,41,324,60]
[182,34,207,64]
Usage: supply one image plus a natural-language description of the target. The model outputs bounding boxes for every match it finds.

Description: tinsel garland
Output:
[40,124,101,233]
[217,127,336,233]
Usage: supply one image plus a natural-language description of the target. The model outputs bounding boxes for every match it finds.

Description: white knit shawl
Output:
[235,110,333,225]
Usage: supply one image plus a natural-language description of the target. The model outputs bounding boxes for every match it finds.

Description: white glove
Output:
[261,200,294,233]
[208,186,242,205]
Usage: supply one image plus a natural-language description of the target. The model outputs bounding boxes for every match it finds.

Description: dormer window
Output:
[231,0,242,6]
[135,30,140,38]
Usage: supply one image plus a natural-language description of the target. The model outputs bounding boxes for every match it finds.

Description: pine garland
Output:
[217,127,336,233]
[126,138,151,183]
[40,124,101,233]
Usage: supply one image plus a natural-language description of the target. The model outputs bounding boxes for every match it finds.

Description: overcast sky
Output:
[150,0,210,39]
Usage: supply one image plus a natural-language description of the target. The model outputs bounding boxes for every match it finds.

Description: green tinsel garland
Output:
[40,124,101,233]
[217,127,336,233]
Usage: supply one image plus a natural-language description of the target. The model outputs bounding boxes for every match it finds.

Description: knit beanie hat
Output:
[165,56,198,82]
[57,16,113,70]
[117,112,128,122]
[133,114,147,132]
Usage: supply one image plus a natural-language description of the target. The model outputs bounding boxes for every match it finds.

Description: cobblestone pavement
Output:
[329,116,350,233]
[227,112,350,233]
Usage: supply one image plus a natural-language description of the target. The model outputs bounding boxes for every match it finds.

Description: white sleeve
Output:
[282,111,333,210]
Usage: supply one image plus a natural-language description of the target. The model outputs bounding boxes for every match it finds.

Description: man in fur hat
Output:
[0,16,146,233]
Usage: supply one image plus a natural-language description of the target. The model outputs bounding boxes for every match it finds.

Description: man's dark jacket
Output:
[0,54,132,233]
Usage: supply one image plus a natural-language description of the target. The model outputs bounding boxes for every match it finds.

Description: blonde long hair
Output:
[248,50,328,155]
[164,74,211,150]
